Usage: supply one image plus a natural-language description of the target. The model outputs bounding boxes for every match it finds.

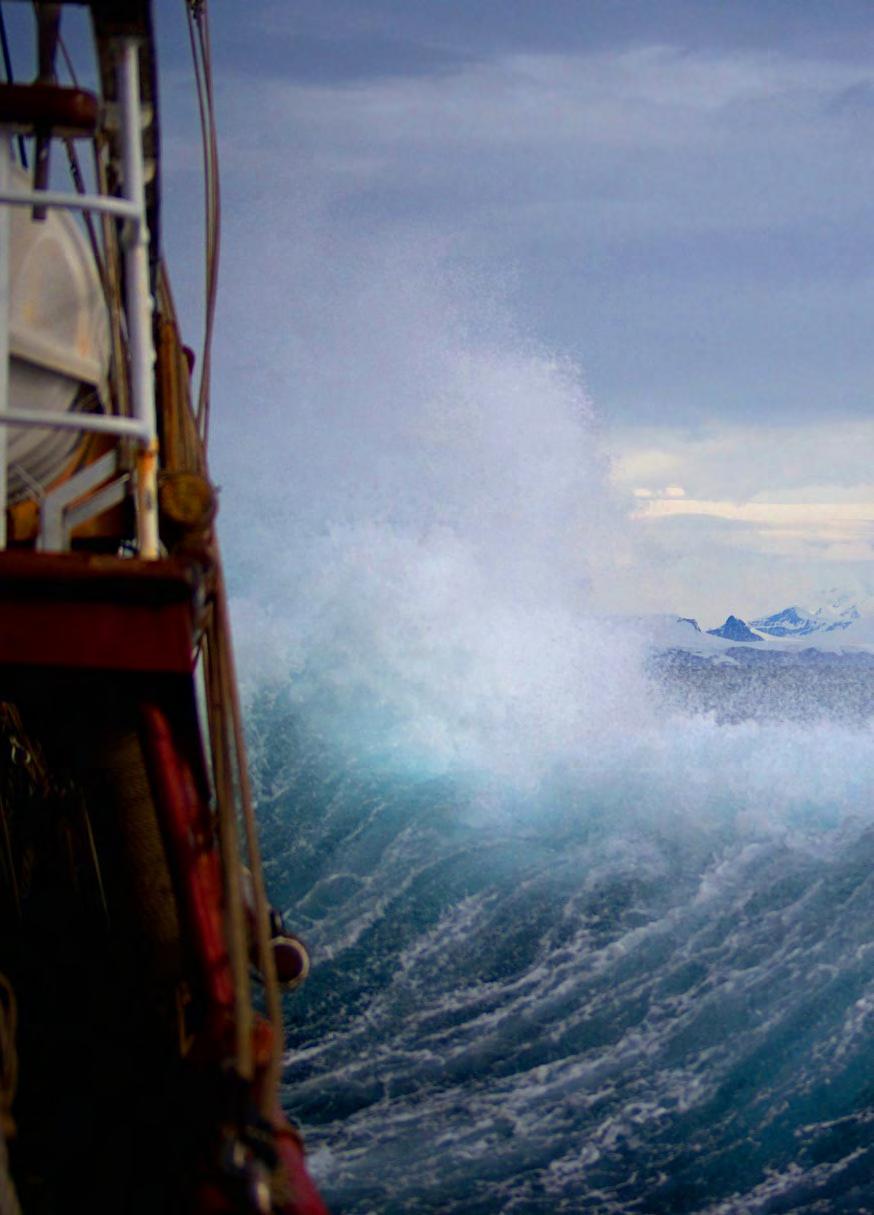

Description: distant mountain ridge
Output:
[750,589,871,637]
[750,606,850,637]
[662,587,874,651]
[645,589,874,724]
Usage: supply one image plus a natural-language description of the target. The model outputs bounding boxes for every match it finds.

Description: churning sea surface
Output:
[223,234,874,1212]
[248,678,874,1215]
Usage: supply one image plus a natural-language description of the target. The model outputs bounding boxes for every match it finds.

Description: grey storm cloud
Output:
[153,0,874,619]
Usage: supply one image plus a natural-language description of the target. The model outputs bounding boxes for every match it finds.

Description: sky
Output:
[145,1,874,625]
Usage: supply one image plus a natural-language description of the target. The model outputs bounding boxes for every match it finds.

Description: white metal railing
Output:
[0,189,140,221]
[0,37,159,557]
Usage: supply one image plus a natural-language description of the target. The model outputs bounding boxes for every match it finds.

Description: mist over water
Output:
[221,234,874,1212]
[224,232,651,777]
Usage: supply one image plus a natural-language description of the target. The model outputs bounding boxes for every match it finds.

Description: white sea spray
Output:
[218,221,874,1213]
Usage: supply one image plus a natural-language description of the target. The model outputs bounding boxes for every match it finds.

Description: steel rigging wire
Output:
[185,0,221,449]
[184,0,283,1105]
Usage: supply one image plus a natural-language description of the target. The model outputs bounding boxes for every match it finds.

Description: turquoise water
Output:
[223,239,874,1211]
[250,690,874,1214]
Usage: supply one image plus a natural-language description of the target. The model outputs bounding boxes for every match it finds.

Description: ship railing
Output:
[0,37,159,557]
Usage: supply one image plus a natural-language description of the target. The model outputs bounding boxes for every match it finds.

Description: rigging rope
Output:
[214,565,285,1112]
[185,0,221,449]
[183,0,281,1106]
[0,2,28,166]
[203,610,254,1082]
[202,567,284,1111]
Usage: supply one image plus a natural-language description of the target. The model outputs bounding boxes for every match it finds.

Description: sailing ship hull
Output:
[0,4,330,1211]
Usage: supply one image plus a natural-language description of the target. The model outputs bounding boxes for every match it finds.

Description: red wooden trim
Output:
[0,552,201,673]
[0,551,199,602]
[0,599,193,673]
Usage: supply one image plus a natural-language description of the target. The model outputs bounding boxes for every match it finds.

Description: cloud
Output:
[632,496,874,560]
[613,503,874,623]
[206,39,874,254]
[197,33,874,436]
[162,17,874,625]
[611,422,874,502]
[606,421,874,617]
[229,44,874,150]
[217,44,874,214]
[633,499,874,527]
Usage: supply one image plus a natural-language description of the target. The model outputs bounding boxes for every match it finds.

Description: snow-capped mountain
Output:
[750,588,874,637]
[629,587,874,658]
[750,606,848,637]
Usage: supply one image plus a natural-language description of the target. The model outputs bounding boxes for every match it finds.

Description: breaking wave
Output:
[218,237,874,1212]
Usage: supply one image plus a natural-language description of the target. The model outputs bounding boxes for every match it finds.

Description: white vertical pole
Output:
[118,36,159,559]
[0,133,11,549]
